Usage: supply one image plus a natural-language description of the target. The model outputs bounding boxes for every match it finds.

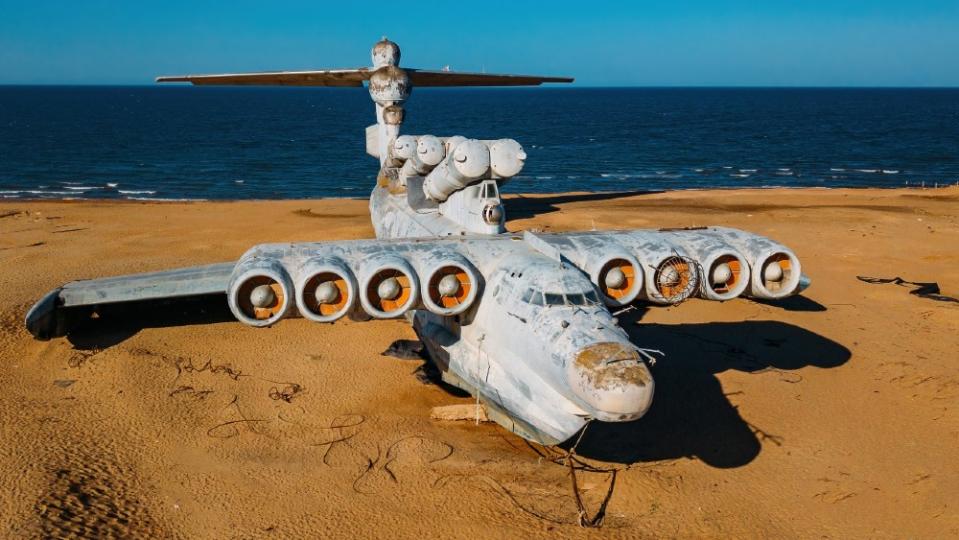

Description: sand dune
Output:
[1,187,957,537]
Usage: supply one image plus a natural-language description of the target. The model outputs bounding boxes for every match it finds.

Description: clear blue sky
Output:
[1,0,957,86]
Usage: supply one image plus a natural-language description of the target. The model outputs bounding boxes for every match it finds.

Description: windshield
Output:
[521,287,602,307]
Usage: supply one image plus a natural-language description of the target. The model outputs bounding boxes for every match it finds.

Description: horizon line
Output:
[2,83,958,90]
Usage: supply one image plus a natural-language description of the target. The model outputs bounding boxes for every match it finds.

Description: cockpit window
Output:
[521,287,600,307]
[480,182,499,199]
[521,288,534,303]
[584,290,600,304]
[544,293,564,306]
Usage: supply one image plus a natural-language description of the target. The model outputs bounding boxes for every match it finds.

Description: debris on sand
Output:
[430,404,490,423]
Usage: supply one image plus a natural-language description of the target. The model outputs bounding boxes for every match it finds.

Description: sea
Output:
[1,86,957,201]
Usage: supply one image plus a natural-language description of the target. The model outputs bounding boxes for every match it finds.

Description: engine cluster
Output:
[388,135,527,202]
[226,251,481,327]
[573,229,803,307]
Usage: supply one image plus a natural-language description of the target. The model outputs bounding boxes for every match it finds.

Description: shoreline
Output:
[2,183,958,205]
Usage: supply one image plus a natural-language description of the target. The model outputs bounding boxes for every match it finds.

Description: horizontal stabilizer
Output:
[407,70,573,87]
[157,68,572,87]
[156,69,370,87]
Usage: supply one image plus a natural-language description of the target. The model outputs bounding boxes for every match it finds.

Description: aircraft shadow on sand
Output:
[574,304,849,468]
[62,294,849,471]
[506,190,662,221]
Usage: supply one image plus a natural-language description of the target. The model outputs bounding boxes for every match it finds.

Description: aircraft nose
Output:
[567,342,654,421]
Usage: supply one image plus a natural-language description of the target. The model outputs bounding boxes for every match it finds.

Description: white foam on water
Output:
[830,168,846,172]
[775,171,794,176]
[4,190,74,195]
[730,173,750,178]
[882,170,899,174]
[536,176,553,180]
[740,169,758,173]
[235,180,245,184]
[65,186,98,191]
[693,168,704,172]
[777,168,791,172]
[856,169,878,173]
[118,190,157,195]
[107,182,119,187]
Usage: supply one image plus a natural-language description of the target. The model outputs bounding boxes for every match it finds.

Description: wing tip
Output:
[155,75,190,84]
[24,288,64,340]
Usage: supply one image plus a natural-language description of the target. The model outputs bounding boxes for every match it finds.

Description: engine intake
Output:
[590,254,643,307]
[700,251,750,301]
[360,255,420,318]
[646,255,699,305]
[751,250,802,299]
[295,257,357,323]
[422,256,480,316]
[228,258,294,327]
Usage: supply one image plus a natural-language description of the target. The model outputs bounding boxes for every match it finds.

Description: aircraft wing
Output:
[25,262,235,340]
[25,228,805,339]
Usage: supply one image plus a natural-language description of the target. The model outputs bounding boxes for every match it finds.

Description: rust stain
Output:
[575,343,649,388]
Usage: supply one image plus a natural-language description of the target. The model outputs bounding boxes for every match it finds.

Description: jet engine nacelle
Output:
[418,253,481,316]
[294,257,358,323]
[423,139,490,202]
[644,253,700,305]
[228,257,295,327]
[746,248,802,299]
[587,251,644,307]
[717,231,803,300]
[694,250,751,301]
[663,233,751,302]
[359,254,420,318]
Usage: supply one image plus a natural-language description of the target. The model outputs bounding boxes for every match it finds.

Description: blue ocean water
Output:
[1,86,957,200]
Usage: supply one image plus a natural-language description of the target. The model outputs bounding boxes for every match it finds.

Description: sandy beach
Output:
[1,187,957,538]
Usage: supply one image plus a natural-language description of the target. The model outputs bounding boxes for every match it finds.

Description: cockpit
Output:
[495,254,607,312]
[478,181,499,200]
[520,287,602,307]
